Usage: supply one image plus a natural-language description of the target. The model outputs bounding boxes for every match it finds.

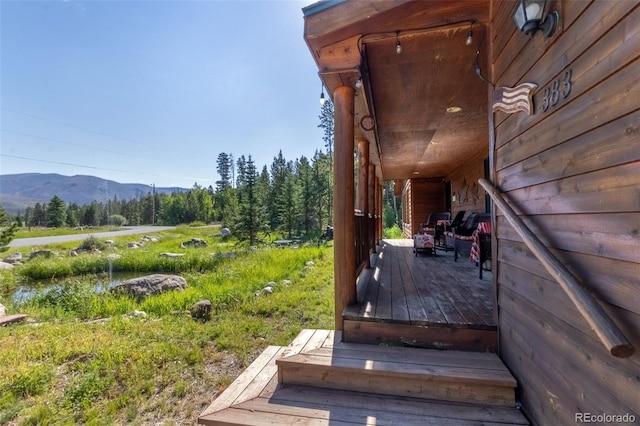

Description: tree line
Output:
[6,99,337,244]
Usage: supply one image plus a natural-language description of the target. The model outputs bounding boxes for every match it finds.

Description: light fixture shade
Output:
[513,0,547,36]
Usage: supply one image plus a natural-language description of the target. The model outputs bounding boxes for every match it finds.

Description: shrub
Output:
[78,235,107,251]
[383,224,403,238]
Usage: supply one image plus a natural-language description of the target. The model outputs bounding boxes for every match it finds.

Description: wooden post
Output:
[357,139,369,214]
[333,86,356,331]
[368,164,376,250]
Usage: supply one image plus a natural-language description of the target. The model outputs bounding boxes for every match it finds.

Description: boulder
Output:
[159,252,185,258]
[189,300,212,322]
[29,250,53,260]
[3,252,22,264]
[221,228,232,237]
[128,242,140,249]
[111,274,187,301]
[181,238,208,248]
[0,262,14,270]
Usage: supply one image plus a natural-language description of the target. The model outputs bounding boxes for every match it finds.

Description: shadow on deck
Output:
[343,239,496,352]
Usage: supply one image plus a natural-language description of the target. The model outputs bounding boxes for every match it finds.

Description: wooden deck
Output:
[343,239,497,351]
[199,329,528,425]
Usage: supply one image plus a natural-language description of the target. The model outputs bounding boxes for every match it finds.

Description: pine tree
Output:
[47,195,67,228]
[235,155,263,245]
[0,205,18,252]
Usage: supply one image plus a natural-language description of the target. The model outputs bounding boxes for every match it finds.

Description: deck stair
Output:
[199,329,528,425]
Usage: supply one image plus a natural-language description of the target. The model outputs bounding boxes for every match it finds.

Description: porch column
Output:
[377,177,383,242]
[357,139,369,214]
[368,164,376,247]
[333,85,356,331]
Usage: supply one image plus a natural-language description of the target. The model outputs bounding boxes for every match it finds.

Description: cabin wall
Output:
[490,1,640,424]
[401,178,445,236]
[445,149,488,217]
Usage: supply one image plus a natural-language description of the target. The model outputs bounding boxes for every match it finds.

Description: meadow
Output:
[0,226,335,425]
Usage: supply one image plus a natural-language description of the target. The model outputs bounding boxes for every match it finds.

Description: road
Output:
[8,226,175,248]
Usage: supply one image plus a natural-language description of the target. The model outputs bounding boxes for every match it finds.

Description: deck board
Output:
[349,239,495,330]
[200,330,529,425]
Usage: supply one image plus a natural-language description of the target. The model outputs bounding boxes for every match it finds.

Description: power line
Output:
[0,153,215,183]
[0,128,147,158]
[1,107,154,148]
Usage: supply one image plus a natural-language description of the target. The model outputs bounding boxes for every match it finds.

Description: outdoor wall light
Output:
[320,83,325,105]
[465,21,474,46]
[395,31,402,54]
[512,0,558,38]
[355,76,363,89]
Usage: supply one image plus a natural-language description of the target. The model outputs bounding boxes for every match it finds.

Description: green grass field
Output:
[0,227,335,425]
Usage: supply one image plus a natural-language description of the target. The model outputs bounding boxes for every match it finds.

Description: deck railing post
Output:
[333,86,356,331]
[479,178,634,358]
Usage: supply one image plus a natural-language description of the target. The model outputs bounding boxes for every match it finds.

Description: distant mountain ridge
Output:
[0,173,187,214]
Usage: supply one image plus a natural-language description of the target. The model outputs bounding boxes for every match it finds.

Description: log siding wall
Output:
[445,149,488,216]
[490,1,640,424]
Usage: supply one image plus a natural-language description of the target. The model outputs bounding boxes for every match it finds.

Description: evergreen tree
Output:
[31,203,47,227]
[318,97,334,168]
[235,155,263,245]
[0,205,18,252]
[216,152,234,191]
[269,150,288,232]
[296,156,315,235]
[47,195,67,228]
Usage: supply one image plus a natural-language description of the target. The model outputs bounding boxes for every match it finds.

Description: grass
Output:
[0,227,335,425]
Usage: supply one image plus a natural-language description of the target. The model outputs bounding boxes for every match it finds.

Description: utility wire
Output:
[0,153,214,183]
[1,107,154,148]
[0,128,146,158]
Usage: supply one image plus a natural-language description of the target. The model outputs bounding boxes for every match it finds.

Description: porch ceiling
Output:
[304,0,490,181]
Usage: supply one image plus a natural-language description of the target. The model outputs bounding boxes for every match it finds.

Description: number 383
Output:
[542,69,572,112]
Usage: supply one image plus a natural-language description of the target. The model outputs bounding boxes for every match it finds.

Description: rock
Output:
[181,238,208,248]
[306,260,315,266]
[29,250,53,260]
[70,250,79,257]
[4,253,22,264]
[189,300,212,322]
[105,240,115,244]
[0,262,14,270]
[128,242,140,249]
[262,286,273,295]
[221,228,232,237]
[133,310,147,318]
[159,252,185,258]
[111,274,187,301]
[282,279,292,286]
[267,281,277,288]
[0,303,6,317]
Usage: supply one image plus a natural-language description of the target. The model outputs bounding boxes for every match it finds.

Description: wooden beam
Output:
[357,139,369,213]
[479,178,635,358]
[334,85,356,332]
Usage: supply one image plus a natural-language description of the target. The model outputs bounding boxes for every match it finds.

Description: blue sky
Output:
[1,0,324,188]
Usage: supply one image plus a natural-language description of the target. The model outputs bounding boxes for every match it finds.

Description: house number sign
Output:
[541,68,572,112]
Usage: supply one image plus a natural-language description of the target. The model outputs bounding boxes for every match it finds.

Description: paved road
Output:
[8,226,175,248]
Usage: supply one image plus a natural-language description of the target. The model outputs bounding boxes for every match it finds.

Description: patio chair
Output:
[442,210,465,251]
[446,213,491,261]
[421,211,451,247]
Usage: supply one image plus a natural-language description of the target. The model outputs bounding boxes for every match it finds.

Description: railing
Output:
[479,178,634,358]
[354,213,376,276]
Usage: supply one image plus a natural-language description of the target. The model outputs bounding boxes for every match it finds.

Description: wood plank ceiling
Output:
[303,0,491,181]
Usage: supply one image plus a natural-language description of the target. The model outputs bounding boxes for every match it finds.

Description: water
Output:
[11,272,143,304]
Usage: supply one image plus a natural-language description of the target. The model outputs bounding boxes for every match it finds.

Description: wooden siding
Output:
[445,149,489,215]
[490,1,640,424]
[402,178,446,236]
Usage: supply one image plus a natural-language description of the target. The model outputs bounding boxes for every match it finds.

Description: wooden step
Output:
[276,343,516,407]
[200,330,527,425]
[0,314,28,326]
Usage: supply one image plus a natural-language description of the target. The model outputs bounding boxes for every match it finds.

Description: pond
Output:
[10,271,146,304]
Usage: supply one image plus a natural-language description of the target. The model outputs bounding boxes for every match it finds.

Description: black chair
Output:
[446,213,490,261]
[478,232,492,279]
[442,211,465,251]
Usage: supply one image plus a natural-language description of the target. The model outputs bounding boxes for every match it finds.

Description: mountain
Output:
[0,173,187,214]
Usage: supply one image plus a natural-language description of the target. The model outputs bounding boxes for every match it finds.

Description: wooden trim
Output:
[333,85,356,331]
[479,178,635,358]
[357,139,369,213]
